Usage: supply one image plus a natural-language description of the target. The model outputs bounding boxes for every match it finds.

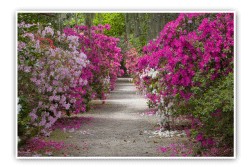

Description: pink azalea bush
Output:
[18,23,122,139]
[18,23,89,137]
[124,46,139,75]
[63,24,123,96]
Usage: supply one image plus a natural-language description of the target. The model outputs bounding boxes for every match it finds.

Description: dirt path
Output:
[49,78,188,157]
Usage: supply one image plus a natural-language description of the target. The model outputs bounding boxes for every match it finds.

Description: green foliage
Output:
[127,34,145,53]
[18,13,59,29]
[176,72,234,147]
[63,13,85,27]
[18,72,41,144]
[93,13,125,37]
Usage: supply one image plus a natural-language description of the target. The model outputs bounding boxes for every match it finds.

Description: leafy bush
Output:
[177,72,234,150]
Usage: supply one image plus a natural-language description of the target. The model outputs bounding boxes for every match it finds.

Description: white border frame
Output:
[15,10,236,160]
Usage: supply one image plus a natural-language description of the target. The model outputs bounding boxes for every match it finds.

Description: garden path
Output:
[49,78,187,157]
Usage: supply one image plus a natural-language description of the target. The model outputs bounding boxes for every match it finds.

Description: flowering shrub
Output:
[131,13,234,155]
[18,23,88,138]
[124,47,139,75]
[18,23,122,140]
[63,24,123,98]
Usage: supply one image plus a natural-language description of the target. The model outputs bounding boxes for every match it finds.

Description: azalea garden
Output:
[17,13,234,157]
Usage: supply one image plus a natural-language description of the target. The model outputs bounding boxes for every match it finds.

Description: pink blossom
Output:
[158,146,168,153]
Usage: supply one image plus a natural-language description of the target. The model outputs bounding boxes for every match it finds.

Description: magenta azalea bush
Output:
[126,13,234,156]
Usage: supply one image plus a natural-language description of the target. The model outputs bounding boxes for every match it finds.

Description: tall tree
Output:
[85,13,95,28]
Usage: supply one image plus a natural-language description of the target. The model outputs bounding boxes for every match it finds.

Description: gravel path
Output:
[49,78,188,157]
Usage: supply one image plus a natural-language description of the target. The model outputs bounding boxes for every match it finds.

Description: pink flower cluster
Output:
[158,141,223,157]
[158,143,194,156]
[50,116,93,131]
[135,13,233,104]
[124,46,139,75]
[18,24,89,135]
[129,13,233,120]
[24,137,65,151]
[195,133,215,148]
[63,24,123,94]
